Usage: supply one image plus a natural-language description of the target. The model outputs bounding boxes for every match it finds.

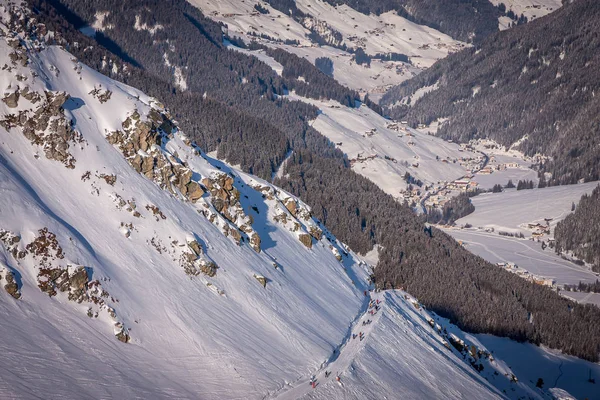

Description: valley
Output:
[1,0,599,399]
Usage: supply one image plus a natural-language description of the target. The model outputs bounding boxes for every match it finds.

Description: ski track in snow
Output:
[266,289,381,400]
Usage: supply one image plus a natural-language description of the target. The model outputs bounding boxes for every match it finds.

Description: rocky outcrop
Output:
[37,265,90,301]
[253,274,268,288]
[114,322,130,343]
[1,89,81,168]
[98,173,117,186]
[88,86,112,103]
[17,228,129,342]
[0,230,27,260]
[0,268,21,299]
[201,173,260,252]
[2,90,19,108]
[250,232,261,253]
[298,233,313,249]
[25,227,64,266]
[284,198,298,217]
[309,225,323,241]
[107,110,206,204]
[180,237,219,277]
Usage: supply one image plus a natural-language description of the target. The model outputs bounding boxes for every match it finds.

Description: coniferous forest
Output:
[381,0,600,186]
[555,185,600,273]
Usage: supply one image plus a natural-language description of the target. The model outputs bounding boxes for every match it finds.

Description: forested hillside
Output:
[555,185,600,273]
[264,0,504,43]
[29,0,600,362]
[381,0,600,186]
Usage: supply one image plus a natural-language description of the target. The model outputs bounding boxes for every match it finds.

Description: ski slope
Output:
[0,3,509,399]
[270,291,504,400]
[287,94,479,199]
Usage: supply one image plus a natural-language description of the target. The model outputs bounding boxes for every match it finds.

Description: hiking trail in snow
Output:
[266,290,384,399]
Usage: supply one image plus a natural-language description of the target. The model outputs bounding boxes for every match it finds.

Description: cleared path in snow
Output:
[266,291,384,399]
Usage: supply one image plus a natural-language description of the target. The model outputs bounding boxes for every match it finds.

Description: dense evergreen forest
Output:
[381,0,600,186]
[425,193,475,225]
[554,185,600,273]
[29,0,600,361]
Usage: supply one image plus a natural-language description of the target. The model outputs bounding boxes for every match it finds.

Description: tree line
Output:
[554,185,600,273]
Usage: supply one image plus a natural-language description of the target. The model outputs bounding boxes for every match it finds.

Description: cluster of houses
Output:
[448,179,479,191]
[527,219,552,238]
[497,262,556,287]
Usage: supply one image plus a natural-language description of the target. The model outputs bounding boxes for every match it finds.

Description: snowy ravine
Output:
[0,2,588,399]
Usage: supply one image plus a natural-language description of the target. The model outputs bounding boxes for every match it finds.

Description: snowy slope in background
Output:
[0,3,510,399]
[287,94,479,199]
[490,0,563,29]
[444,183,600,304]
[456,183,599,235]
[188,0,466,99]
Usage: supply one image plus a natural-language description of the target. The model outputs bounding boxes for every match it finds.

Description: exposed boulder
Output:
[186,181,204,202]
[3,271,21,299]
[187,239,203,256]
[253,274,268,288]
[250,232,261,253]
[199,259,218,277]
[2,91,19,108]
[309,226,323,241]
[98,173,117,186]
[20,86,41,103]
[114,322,130,343]
[181,238,218,277]
[298,233,313,249]
[284,198,298,217]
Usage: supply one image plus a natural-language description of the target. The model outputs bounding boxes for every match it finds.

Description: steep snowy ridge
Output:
[0,2,579,399]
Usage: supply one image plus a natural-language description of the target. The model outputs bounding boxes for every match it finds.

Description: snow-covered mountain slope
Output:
[189,0,466,99]
[0,3,508,399]
[286,94,481,200]
[490,0,563,29]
